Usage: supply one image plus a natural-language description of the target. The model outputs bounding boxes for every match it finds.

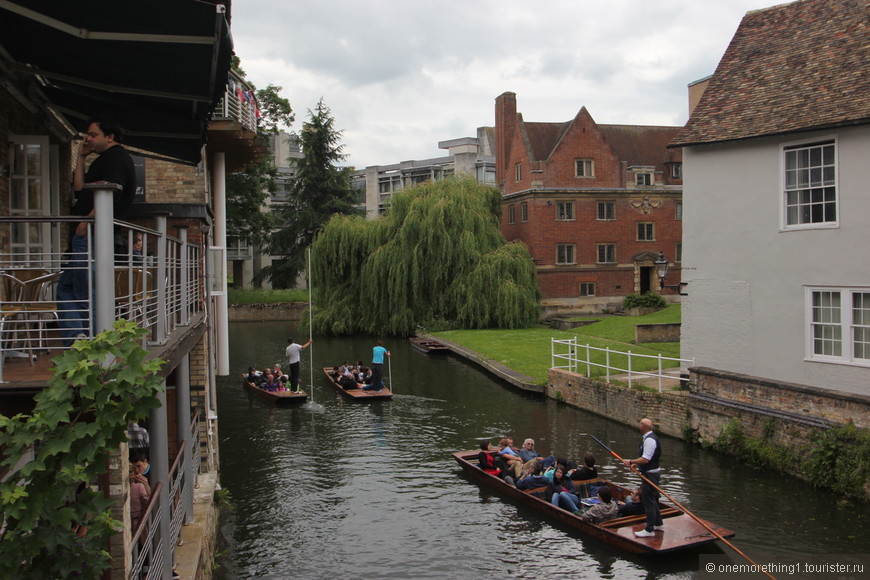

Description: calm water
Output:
[216,322,868,579]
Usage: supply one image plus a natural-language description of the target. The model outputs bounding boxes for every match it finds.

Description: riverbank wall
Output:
[229,303,305,322]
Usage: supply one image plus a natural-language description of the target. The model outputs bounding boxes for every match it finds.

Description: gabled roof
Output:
[523,121,571,161]
[521,119,681,166]
[672,0,870,147]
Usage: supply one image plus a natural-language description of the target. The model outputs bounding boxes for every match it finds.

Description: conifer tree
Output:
[310,177,539,336]
[267,98,360,287]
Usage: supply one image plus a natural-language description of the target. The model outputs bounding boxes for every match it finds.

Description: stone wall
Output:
[228,303,306,322]
[692,367,870,429]
[636,323,681,343]
[547,369,689,438]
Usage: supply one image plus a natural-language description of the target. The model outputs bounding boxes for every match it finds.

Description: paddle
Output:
[584,433,777,580]
[306,247,314,403]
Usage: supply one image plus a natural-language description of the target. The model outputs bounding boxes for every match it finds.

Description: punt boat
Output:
[242,376,308,404]
[409,336,450,354]
[321,367,393,400]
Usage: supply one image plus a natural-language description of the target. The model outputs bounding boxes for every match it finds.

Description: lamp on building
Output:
[654,251,688,295]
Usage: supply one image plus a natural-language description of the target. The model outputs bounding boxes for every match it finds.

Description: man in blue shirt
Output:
[363,341,390,391]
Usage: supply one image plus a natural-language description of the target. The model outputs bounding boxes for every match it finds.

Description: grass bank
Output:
[228,288,308,304]
[432,305,681,385]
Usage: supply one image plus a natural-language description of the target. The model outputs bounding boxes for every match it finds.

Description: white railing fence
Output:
[551,337,694,392]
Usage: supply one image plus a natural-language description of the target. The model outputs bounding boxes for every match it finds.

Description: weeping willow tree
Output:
[310,177,539,336]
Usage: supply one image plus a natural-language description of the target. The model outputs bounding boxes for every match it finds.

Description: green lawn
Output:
[434,305,681,385]
[228,288,309,304]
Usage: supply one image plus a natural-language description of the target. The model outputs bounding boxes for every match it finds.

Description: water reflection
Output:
[217,322,868,579]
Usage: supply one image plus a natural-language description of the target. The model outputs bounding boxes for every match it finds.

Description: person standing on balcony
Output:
[56,116,136,345]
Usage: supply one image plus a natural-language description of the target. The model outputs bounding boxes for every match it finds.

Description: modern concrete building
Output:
[351,127,496,219]
[228,131,303,289]
[495,92,684,316]
[671,0,870,398]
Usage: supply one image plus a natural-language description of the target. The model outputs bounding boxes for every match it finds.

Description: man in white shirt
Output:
[285,336,313,392]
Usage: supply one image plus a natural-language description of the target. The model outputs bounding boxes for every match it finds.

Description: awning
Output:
[0,0,233,165]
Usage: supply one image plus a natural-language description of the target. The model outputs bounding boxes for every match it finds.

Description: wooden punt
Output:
[321,367,393,400]
[409,336,450,355]
[453,450,735,555]
[241,376,308,405]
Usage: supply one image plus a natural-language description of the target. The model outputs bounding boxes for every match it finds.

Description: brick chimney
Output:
[495,92,517,187]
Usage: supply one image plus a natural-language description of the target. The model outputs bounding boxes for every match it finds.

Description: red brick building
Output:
[495,92,683,315]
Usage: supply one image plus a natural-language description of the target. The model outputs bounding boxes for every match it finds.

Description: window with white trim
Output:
[636,172,652,186]
[514,162,522,182]
[807,287,870,366]
[555,201,574,221]
[579,282,596,296]
[556,244,576,265]
[597,244,616,264]
[784,140,836,227]
[575,158,594,177]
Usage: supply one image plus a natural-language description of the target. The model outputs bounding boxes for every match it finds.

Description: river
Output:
[215,321,869,579]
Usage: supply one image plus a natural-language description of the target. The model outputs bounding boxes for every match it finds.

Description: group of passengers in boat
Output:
[477,437,644,523]
[245,364,294,392]
[327,361,374,390]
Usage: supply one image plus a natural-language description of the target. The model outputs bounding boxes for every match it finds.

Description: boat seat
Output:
[598,506,681,528]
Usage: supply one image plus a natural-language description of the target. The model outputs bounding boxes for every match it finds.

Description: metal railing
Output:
[0,213,202,381]
[130,407,201,579]
[213,71,258,131]
[551,337,694,392]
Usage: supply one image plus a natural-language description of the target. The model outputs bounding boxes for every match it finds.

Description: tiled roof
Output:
[672,0,870,147]
[523,121,571,161]
[521,119,681,166]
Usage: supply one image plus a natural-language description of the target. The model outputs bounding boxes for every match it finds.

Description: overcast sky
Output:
[230,0,788,169]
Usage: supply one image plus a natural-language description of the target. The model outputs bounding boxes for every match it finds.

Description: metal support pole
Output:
[154,213,170,344]
[150,379,172,579]
[176,354,194,524]
[91,185,117,334]
[177,227,190,326]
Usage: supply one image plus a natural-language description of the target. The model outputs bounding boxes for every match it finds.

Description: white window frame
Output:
[805,286,870,367]
[515,162,522,182]
[671,163,682,179]
[556,244,576,265]
[636,172,652,186]
[579,282,596,297]
[597,243,616,264]
[9,134,53,264]
[555,201,574,221]
[575,158,594,178]
[782,137,838,230]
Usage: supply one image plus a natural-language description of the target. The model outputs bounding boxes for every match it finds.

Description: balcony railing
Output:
[213,71,258,132]
[0,203,203,382]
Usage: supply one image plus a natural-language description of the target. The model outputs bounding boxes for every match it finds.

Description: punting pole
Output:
[584,433,777,580]
[388,352,393,394]
[307,247,314,403]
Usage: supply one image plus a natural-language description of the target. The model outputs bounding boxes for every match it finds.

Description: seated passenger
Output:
[328,366,341,381]
[515,460,550,490]
[338,373,359,390]
[518,438,541,463]
[478,440,513,484]
[548,465,580,511]
[273,363,289,383]
[569,453,598,481]
[261,372,281,391]
[245,366,262,386]
[579,486,619,523]
[617,488,646,517]
[497,438,524,479]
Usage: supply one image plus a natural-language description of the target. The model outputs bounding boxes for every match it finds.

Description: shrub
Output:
[622,292,667,309]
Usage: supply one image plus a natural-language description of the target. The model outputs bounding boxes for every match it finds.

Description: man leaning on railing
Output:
[56,115,136,346]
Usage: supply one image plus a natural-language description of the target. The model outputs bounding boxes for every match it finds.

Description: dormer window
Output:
[575,158,594,177]
[636,172,652,186]
[514,162,522,182]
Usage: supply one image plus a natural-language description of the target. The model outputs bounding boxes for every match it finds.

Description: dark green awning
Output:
[0,0,233,165]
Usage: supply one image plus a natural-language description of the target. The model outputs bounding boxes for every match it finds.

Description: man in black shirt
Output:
[56,116,136,344]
